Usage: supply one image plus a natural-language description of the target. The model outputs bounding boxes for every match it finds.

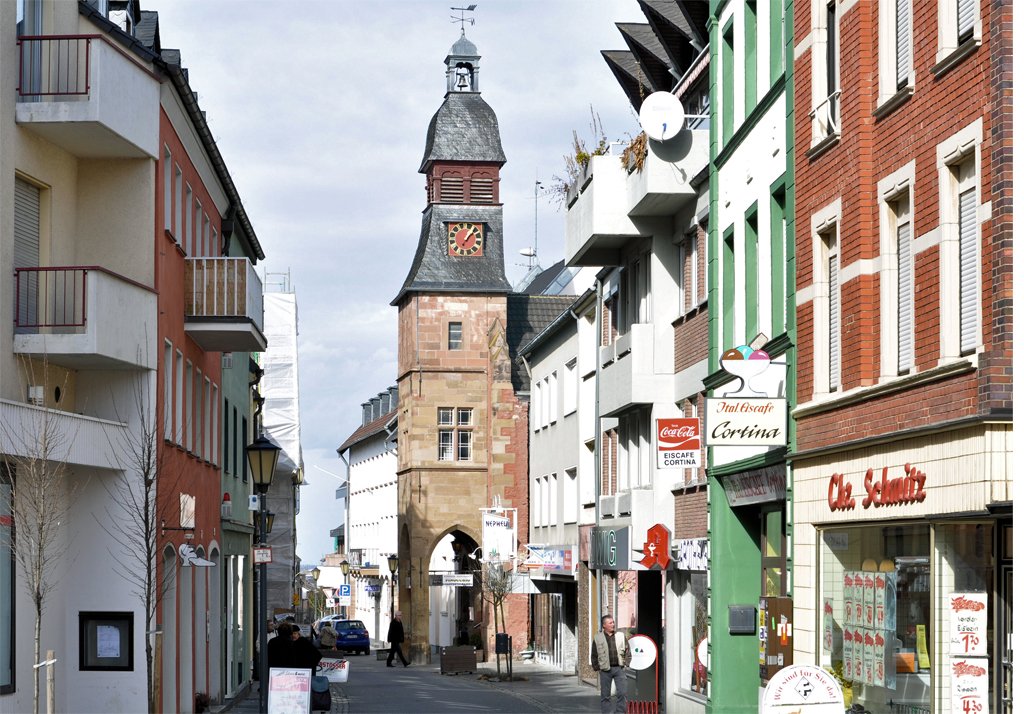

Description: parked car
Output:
[330,619,370,655]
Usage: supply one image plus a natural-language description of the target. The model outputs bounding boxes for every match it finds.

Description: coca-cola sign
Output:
[656,417,701,469]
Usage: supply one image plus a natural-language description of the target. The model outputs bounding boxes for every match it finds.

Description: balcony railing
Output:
[185,258,266,352]
[14,266,87,330]
[17,35,91,98]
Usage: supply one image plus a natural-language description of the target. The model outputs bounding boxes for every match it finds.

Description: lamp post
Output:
[340,560,350,619]
[246,433,280,714]
[387,553,399,620]
[311,567,321,621]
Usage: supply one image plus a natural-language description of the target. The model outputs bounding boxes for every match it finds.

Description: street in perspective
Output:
[0,1,1015,714]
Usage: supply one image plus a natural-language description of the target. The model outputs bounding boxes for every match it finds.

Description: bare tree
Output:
[0,360,81,714]
[477,560,519,679]
[97,371,183,714]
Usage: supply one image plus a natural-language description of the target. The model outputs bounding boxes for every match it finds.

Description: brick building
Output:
[791,0,1012,709]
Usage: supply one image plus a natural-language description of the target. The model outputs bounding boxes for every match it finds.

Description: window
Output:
[617,409,652,490]
[744,0,757,114]
[681,223,707,314]
[163,148,172,232]
[438,407,454,426]
[563,359,577,417]
[232,406,238,476]
[722,22,735,143]
[810,202,840,396]
[937,124,982,362]
[202,214,210,256]
[184,185,193,255]
[204,377,212,462]
[173,166,182,244]
[448,322,463,350]
[895,197,914,373]
[762,507,786,596]
[878,0,915,109]
[438,407,472,461]
[211,385,218,466]
[770,186,787,335]
[212,228,218,256]
[457,408,473,426]
[438,430,454,461]
[1,465,13,692]
[185,361,193,452]
[722,228,736,350]
[194,369,203,456]
[625,252,651,325]
[457,430,472,461]
[241,417,248,481]
[745,207,759,343]
[936,0,980,70]
[548,372,558,424]
[223,398,230,473]
[810,0,840,144]
[163,341,173,441]
[175,351,183,445]
[673,570,708,697]
[532,381,542,431]
[548,473,558,526]
[563,468,578,524]
[769,0,784,79]
[195,203,203,257]
[825,1,838,129]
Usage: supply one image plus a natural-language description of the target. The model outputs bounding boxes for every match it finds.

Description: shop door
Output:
[551,594,562,670]
[998,565,1011,711]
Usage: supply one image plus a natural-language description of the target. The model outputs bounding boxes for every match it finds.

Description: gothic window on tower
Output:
[437,407,473,461]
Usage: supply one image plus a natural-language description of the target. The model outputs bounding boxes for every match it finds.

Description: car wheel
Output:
[364,648,370,655]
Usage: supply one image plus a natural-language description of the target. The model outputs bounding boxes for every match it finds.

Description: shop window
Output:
[674,570,708,697]
[762,507,786,596]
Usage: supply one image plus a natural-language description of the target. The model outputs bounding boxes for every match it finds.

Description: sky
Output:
[155,0,648,564]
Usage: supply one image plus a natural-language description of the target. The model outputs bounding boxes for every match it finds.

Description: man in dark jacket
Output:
[386,611,409,667]
[291,624,324,677]
[266,622,294,669]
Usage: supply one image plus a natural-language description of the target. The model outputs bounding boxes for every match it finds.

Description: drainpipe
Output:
[593,276,604,622]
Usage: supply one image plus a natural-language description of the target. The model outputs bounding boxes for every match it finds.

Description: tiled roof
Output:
[337,409,396,454]
[420,92,506,172]
[391,204,511,304]
[506,294,578,392]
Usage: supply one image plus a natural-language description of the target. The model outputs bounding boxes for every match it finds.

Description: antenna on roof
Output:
[450,5,477,34]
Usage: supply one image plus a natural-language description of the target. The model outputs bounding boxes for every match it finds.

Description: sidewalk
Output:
[209,658,595,714]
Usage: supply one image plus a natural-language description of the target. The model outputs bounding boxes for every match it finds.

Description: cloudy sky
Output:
[156,0,647,564]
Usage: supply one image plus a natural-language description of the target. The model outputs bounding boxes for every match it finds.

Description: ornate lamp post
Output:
[387,553,400,619]
[311,567,321,621]
[246,433,280,714]
[340,560,350,618]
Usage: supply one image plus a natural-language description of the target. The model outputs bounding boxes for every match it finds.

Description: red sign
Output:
[638,524,671,570]
[656,418,700,469]
[827,463,927,512]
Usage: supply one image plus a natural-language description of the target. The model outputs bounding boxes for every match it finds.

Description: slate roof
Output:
[449,34,479,57]
[640,0,709,52]
[519,260,566,295]
[617,22,676,92]
[391,204,511,304]
[601,50,655,112]
[135,10,159,51]
[337,409,397,454]
[420,93,506,172]
[506,294,578,392]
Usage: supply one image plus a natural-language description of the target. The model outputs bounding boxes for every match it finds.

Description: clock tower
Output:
[392,31,525,664]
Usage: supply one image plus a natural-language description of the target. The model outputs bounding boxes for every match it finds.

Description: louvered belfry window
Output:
[439,176,463,203]
[895,0,911,88]
[470,178,494,203]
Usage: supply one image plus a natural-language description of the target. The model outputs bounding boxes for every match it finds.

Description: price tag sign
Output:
[950,658,989,714]
[949,593,987,656]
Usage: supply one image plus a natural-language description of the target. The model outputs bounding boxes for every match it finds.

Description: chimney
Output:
[388,385,399,410]
[378,391,391,414]
[361,402,372,425]
[370,397,381,421]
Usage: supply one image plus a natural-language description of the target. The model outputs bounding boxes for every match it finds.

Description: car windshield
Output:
[336,621,364,631]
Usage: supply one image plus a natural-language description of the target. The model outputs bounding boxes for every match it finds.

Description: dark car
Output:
[331,619,370,655]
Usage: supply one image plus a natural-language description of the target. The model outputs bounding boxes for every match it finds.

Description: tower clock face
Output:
[447,222,484,257]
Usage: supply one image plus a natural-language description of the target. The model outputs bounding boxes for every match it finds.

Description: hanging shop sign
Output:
[636,524,672,570]
[481,510,516,561]
[523,544,576,574]
[591,526,630,570]
[706,397,787,446]
[827,463,927,512]
[722,466,787,506]
[656,417,701,468]
[674,538,708,571]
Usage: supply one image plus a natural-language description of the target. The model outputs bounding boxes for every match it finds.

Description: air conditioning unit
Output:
[27,385,44,406]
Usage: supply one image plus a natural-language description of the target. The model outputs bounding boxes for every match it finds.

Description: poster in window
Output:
[949,658,989,714]
[79,612,133,671]
[949,592,987,657]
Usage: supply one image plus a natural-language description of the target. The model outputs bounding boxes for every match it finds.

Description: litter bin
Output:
[495,633,510,655]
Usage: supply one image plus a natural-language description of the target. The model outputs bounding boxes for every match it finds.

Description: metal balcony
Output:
[13,266,156,370]
[184,258,267,352]
[15,34,160,158]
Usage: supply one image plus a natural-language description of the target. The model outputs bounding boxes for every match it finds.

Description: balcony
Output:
[13,266,156,370]
[564,154,641,267]
[15,34,160,159]
[624,129,708,217]
[0,398,131,471]
[598,488,671,536]
[185,258,267,352]
[598,323,673,417]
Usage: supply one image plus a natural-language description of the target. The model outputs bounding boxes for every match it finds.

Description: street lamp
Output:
[265,511,275,534]
[311,567,321,621]
[387,553,399,619]
[246,433,280,714]
[340,560,350,618]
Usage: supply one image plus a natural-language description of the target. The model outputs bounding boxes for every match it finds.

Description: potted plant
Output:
[520,641,535,661]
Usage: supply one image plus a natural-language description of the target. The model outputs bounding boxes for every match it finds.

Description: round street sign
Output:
[627,634,657,671]
[762,664,844,714]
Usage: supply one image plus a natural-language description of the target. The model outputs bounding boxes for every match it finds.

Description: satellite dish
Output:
[639,91,686,142]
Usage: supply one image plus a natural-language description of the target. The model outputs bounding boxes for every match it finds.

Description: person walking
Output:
[386,611,409,667]
[590,615,631,714]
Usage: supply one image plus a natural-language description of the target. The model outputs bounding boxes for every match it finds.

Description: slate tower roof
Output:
[393,33,510,305]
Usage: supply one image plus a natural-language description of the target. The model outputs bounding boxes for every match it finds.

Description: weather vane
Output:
[450,5,477,33]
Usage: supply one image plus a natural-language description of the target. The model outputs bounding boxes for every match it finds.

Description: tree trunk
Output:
[34,600,41,714]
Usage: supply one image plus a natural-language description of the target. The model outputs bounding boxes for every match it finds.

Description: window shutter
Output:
[440,177,463,203]
[895,0,911,87]
[828,253,840,391]
[14,178,41,330]
[957,0,974,40]
[897,222,913,373]
[959,187,978,354]
[469,178,493,204]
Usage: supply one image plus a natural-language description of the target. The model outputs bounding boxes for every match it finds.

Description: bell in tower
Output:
[446,32,480,94]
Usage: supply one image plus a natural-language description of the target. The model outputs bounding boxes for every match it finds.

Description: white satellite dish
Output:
[639,91,686,142]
